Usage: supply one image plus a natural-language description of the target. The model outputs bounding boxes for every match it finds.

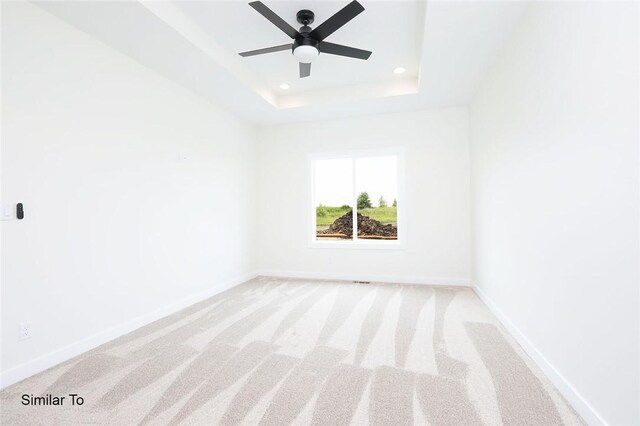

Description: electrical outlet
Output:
[18,322,32,341]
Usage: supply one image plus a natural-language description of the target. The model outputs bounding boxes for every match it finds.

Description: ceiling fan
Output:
[239,0,372,78]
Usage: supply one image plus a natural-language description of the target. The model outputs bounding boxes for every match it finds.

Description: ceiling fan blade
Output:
[249,1,300,39]
[239,43,292,57]
[318,42,371,60]
[300,62,311,78]
[308,1,364,41]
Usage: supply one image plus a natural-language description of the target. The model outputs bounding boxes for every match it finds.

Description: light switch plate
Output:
[1,204,15,221]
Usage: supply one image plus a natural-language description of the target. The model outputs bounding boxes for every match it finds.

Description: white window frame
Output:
[308,148,405,250]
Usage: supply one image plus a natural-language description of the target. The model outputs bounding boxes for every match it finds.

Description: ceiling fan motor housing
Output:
[293,35,319,51]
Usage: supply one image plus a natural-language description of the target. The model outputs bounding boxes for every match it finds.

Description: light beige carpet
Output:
[0,277,583,425]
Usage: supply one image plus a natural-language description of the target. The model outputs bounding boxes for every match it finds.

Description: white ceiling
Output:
[34,1,531,125]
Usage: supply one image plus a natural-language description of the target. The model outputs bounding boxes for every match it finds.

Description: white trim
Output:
[258,270,471,287]
[308,240,405,250]
[0,272,258,389]
[472,283,607,426]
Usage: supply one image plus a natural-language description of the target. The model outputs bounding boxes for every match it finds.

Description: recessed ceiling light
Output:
[279,83,290,90]
[393,67,406,75]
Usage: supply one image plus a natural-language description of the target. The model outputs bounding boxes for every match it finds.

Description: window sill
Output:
[308,240,405,250]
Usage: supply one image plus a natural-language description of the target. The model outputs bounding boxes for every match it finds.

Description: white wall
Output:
[1,2,257,385]
[257,108,470,284]
[470,2,639,425]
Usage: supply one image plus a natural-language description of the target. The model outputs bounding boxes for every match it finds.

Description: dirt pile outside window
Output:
[317,211,397,238]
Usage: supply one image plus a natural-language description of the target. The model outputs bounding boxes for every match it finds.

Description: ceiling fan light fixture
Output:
[293,45,320,63]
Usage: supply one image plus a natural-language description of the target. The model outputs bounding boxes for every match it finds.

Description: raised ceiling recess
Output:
[34,1,530,123]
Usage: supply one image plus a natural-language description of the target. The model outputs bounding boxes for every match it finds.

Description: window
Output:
[311,152,401,245]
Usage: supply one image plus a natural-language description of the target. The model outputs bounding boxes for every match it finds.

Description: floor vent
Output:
[353,280,371,284]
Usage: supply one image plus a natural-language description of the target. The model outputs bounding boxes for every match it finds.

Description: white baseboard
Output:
[472,283,607,426]
[0,271,258,390]
[258,270,472,287]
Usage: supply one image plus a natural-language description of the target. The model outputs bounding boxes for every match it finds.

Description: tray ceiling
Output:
[33,1,530,124]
